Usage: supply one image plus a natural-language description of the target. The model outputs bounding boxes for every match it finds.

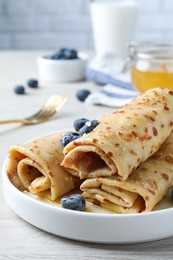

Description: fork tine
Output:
[37,96,66,118]
[41,94,62,111]
[0,94,67,125]
[45,94,62,108]
[46,96,67,118]
[31,95,67,120]
[34,95,62,118]
[45,96,67,117]
[55,96,68,112]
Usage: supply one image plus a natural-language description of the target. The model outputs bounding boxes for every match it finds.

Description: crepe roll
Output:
[62,88,173,180]
[6,132,80,201]
[81,132,173,213]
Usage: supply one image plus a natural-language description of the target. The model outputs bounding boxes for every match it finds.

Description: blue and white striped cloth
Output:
[86,53,139,107]
[85,84,138,107]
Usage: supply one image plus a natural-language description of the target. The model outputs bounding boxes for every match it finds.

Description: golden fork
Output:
[0,94,67,125]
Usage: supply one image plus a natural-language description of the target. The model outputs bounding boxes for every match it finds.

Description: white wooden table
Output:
[1,51,173,260]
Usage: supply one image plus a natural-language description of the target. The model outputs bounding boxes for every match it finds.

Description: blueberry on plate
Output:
[73,118,89,131]
[76,89,91,102]
[79,119,100,135]
[27,79,38,88]
[61,194,86,211]
[60,131,81,147]
[14,85,25,94]
[90,119,100,129]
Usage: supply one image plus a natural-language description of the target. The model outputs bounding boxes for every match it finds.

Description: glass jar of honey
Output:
[125,42,173,92]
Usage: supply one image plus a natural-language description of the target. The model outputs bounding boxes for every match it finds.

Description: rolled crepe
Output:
[81,132,173,213]
[6,132,80,201]
[62,88,173,180]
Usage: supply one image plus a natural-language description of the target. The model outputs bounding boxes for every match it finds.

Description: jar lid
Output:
[128,42,173,60]
[121,42,173,72]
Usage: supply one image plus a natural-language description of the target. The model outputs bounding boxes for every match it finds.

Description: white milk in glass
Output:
[90,0,139,58]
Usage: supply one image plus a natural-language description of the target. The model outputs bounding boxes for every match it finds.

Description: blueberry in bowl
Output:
[37,48,88,82]
[63,49,78,60]
[45,48,78,60]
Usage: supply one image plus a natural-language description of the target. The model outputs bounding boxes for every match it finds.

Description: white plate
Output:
[3,158,173,244]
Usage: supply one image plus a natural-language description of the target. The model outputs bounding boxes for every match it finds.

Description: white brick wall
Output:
[0,0,172,50]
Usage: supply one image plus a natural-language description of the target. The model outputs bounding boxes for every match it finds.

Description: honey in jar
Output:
[125,42,173,92]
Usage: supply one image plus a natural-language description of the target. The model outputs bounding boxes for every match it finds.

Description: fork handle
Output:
[0,119,29,124]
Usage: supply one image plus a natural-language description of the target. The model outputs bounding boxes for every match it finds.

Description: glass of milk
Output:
[90,0,139,58]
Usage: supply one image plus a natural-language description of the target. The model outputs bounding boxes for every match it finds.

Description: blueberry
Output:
[69,49,78,59]
[14,85,25,95]
[59,48,69,56]
[61,194,86,211]
[64,49,78,59]
[59,48,67,53]
[51,53,63,60]
[79,119,100,135]
[76,89,91,102]
[44,50,63,60]
[61,49,72,59]
[90,119,100,129]
[59,48,78,60]
[60,131,81,147]
[27,79,38,88]
[44,48,78,60]
[73,118,89,131]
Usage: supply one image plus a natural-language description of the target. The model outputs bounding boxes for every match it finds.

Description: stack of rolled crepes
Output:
[6,132,80,201]
[61,88,173,213]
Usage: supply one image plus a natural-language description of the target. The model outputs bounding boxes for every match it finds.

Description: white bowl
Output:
[37,52,88,83]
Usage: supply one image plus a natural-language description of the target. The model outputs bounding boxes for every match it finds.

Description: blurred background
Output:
[0,0,172,50]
